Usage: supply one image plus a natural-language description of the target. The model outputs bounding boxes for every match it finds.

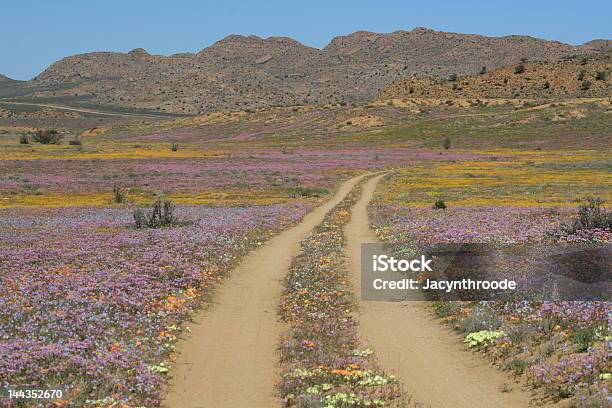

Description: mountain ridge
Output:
[4,27,609,114]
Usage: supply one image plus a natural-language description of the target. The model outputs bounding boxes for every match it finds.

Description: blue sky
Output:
[2,0,611,80]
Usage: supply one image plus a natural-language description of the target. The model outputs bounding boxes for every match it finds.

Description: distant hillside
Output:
[2,28,606,113]
[582,39,612,52]
[0,74,15,82]
[377,52,611,101]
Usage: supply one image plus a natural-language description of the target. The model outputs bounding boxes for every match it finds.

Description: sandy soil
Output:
[163,174,366,408]
[345,174,536,408]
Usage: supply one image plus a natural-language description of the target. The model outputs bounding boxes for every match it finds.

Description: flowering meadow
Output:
[0,130,484,208]
[370,161,611,405]
[279,180,402,407]
[0,203,310,407]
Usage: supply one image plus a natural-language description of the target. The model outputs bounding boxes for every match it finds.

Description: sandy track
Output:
[345,175,535,408]
[0,101,174,118]
[163,174,366,408]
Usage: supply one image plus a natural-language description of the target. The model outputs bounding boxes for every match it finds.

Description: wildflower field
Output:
[0,204,311,406]
[0,99,610,406]
[370,150,611,406]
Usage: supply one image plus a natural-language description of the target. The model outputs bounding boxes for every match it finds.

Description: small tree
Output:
[595,71,607,81]
[479,66,487,75]
[113,184,126,203]
[443,137,451,150]
[32,129,62,144]
[434,199,447,209]
[171,142,178,151]
[514,64,525,74]
[19,134,29,144]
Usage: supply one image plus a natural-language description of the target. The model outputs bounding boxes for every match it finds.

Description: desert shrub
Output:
[290,187,328,198]
[580,57,589,65]
[514,64,525,74]
[479,66,486,75]
[171,142,178,151]
[538,340,556,357]
[112,184,126,203]
[577,70,586,80]
[581,80,591,91]
[448,73,457,82]
[543,81,550,89]
[443,137,451,150]
[457,306,502,333]
[507,358,528,376]
[19,134,29,144]
[133,200,178,228]
[133,208,147,229]
[433,199,447,209]
[32,129,62,144]
[506,321,536,344]
[572,197,611,231]
[594,71,606,81]
[570,327,597,352]
[69,138,82,146]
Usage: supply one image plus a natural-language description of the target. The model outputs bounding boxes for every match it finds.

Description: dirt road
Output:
[345,174,534,408]
[0,101,175,119]
[163,174,367,408]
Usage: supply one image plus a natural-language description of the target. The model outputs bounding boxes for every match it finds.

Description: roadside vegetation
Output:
[279,178,403,407]
[370,154,611,405]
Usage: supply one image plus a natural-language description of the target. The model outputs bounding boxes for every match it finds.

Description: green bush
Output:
[433,199,447,209]
[290,187,328,198]
[32,129,62,144]
[112,184,126,203]
[507,358,527,376]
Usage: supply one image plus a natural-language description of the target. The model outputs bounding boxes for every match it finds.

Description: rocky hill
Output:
[0,74,15,82]
[4,28,607,114]
[376,52,611,102]
[582,39,612,52]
